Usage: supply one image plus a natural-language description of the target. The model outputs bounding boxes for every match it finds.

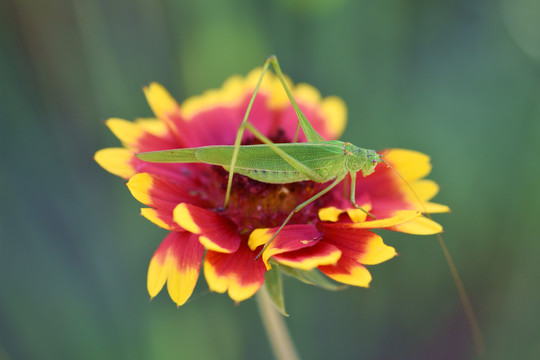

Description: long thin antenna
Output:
[382,159,485,356]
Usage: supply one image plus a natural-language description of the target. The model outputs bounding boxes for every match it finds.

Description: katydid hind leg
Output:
[267,56,325,143]
[224,59,273,209]
[255,176,344,259]
[224,55,325,209]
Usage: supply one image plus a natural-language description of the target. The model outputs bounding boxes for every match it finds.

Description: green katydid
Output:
[136,56,380,252]
[136,56,483,354]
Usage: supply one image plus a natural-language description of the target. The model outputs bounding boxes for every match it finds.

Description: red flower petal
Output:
[272,241,341,270]
[127,173,211,230]
[94,148,136,179]
[127,173,210,210]
[386,217,443,235]
[140,208,175,230]
[318,222,396,265]
[248,224,323,269]
[170,94,274,147]
[204,242,266,302]
[318,258,372,287]
[105,118,169,150]
[317,222,395,287]
[143,82,180,122]
[173,203,240,253]
[147,231,205,306]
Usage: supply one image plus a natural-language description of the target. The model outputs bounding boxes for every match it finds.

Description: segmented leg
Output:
[256,175,345,258]
[349,171,376,219]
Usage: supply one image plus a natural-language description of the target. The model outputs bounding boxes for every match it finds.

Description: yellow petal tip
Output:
[126,173,153,205]
[173,203,202,234]
[95,148,135,179]
[143,82,178,120]
[248,228,272,250]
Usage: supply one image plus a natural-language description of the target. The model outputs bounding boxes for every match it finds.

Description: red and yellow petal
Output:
[358,210,443,235]
[173,203,240,253]
[409,179,439,202]
[136,117,168,136]
[204,242,266,303]
[140,208,174,230]
[181,75,248,119]
[106,117,169,150]
[318,206,344,222]
[167,103,263,147]
[353,210,422,229]
[316,223,396,287]
[318,205,373,223]
[147,231,205,307]
[177,69,345,142]
[248,225,326,269]
[177,69,276,137]
[383,149,432,183]
[319,206,425,230]
[127,173,208,210]
[403,180,451,213]
[319,258,373,287]
[318,202,444,235]
[106,118,144,148]
[272,241,341,270]
[356,233,398,266]
[98,121,180,179]
[127,173,211,230]
[142,83,186,144]
[319,222,397,265]
[388,217,443,235]
[320,95,347,139]
[356,149,436,209]
[94,148,136,179]
[143,83,179,121]
[423,202,451,214]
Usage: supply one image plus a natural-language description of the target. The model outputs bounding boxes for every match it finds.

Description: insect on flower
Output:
[95,55,482,354]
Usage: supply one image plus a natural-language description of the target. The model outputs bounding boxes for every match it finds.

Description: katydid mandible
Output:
[136,56,483,354]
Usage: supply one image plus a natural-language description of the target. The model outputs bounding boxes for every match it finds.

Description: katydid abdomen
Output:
[137,142,348,184]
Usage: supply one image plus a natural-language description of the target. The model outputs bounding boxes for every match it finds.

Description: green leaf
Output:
[276,263,315,285]
[264,267,288,316]
[278,263,347,291]
[299,268,347,291]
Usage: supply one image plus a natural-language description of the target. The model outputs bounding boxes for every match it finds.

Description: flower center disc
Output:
[212,133,335,233]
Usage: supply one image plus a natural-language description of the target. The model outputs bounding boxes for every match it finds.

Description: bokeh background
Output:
[2,0,539,359]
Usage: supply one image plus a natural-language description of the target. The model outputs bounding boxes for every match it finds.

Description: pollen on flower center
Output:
[228,173,321,229]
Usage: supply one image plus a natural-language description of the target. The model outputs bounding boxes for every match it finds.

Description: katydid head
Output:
[344,143,383,177]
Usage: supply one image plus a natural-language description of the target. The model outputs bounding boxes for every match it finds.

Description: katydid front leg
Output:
[349,171,377,219]
[255,176,345,258]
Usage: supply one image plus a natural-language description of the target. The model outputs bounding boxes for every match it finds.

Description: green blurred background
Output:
[2,0,539,359]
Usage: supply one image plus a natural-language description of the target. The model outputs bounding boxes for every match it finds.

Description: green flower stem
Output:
[256,286,300,360]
